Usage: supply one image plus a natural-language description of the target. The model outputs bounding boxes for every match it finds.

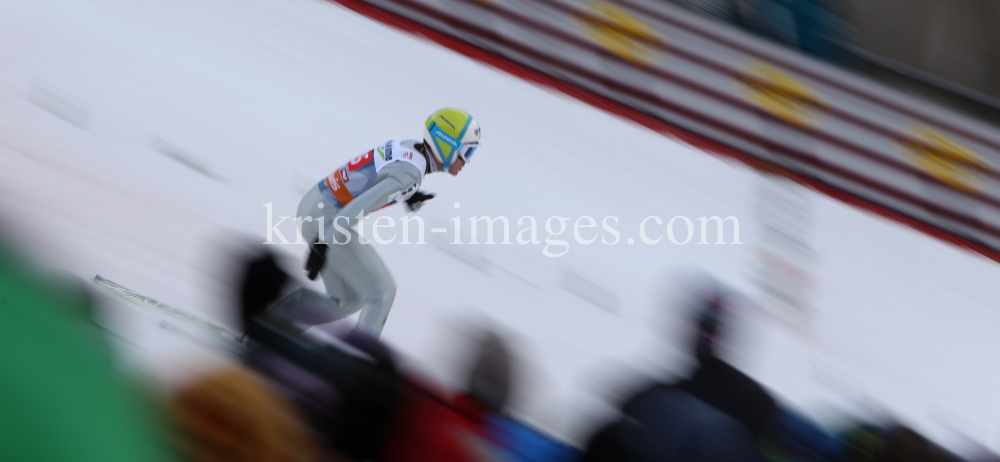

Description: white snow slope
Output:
[2,0,1000,451]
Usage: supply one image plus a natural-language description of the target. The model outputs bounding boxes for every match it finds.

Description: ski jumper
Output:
[268,139,427,337]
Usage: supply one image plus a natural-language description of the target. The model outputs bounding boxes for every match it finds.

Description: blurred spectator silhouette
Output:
[580,285,767,462]
[170,365,323,462]
[237,248,402,461]
[579,277,985,462]
[374,327,515,462]
[0,234,173,462]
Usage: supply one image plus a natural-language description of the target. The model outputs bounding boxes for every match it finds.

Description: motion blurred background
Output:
[3,0,1000,460]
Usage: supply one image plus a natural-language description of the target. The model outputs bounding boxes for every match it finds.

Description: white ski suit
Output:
[268,139,428,337]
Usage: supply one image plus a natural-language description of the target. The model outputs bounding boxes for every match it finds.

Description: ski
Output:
[92,274,246,345]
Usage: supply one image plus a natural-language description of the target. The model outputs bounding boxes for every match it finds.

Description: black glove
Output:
[305,237,328,280]
[405,191,435,212]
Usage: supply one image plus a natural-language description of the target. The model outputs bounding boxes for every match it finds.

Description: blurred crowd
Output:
[663,0,1000,124]
[2,235,998,462]
[667,0,851,64]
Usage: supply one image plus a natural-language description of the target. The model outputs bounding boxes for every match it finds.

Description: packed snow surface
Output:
[2,0,999,451]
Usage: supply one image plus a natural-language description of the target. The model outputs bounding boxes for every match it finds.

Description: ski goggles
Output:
[457,142,478,162]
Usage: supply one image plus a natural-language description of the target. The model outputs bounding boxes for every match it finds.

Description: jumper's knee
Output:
[369,278,396,307]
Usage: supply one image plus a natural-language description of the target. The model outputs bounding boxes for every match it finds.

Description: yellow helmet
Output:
[423,108,481,168]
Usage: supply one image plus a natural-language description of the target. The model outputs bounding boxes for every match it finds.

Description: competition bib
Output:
[317,139,426,208]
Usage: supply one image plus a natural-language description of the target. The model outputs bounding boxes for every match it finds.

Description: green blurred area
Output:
[0,242,172,462]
